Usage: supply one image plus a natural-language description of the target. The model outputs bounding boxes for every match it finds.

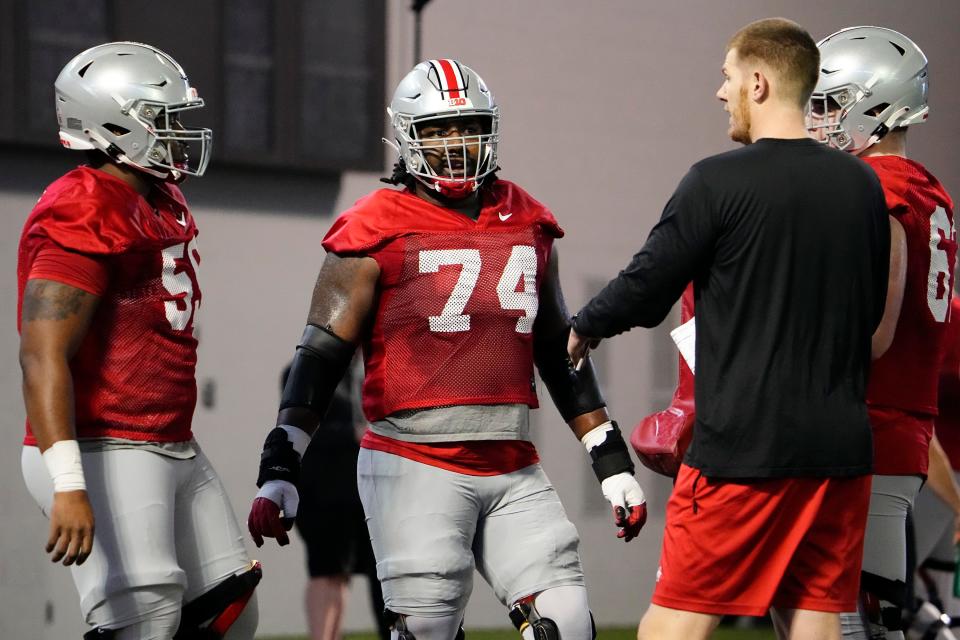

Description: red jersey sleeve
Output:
[25,167,196,256]
[323,190,400,255]
[28,240,110,295]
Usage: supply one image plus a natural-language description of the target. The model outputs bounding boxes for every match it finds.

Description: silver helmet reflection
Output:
[387,59,499,198]
[55,41,212,180]
[807,26,928,155]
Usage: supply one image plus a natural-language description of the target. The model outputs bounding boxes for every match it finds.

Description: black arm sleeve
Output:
[533,325,606,422]
[257,324,356,487]
[279,324,356,414]
[573,166,719,338]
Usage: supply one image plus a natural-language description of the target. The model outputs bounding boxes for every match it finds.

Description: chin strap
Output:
[83,128,174,181]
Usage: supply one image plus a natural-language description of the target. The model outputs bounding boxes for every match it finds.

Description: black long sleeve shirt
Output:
[574,138,889,478]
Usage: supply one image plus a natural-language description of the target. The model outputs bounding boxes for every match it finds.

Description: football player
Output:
[288,362,391,640]
[18,43,258,639]
[247,59,648,640]
[808,26,959,640]
[911,294,960,634]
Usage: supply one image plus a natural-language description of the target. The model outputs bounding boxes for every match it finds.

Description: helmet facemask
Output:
[806,84,868,152]
[132,96,212,180]
[807,26,931,155]
[387,60,500,200]
[393,110,499,199]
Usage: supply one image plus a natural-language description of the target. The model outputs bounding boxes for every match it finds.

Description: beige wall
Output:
[2,1,959,637]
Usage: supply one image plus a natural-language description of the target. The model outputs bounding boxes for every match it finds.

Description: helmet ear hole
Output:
[103,123,130,136]
[865,103,890,117]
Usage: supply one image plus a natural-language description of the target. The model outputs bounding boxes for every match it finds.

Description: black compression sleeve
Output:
[533,326,606,422]
[259,325,356,488]
[279,324,355,415]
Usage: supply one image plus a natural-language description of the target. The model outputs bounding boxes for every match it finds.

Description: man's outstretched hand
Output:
[567,327,601,371]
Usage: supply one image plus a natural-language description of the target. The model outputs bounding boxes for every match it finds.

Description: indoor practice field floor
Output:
[259,628,777,640]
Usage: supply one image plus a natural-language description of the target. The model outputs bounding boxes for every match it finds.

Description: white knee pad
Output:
[919,563,960,619]
[86,585,183,640]
[510,585,593,640]
[111,609,181,640]
[391,612,464,640]
[89,589,258,640]
[906,601,958,640]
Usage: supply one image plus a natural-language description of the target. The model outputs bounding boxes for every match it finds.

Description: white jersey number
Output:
[419,245,538,334]
[419,249,481,332]
[928,206,955,323]
[162,237,201,330]
[497,245,539,333]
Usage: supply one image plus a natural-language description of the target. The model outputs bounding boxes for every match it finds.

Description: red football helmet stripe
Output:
[435,58,462,98]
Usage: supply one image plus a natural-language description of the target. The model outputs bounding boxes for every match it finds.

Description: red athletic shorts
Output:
[652,464,871,616]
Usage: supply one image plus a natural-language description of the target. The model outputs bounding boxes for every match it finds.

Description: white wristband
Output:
[42,440,86,493]
[279,424,311,458]
[580,421,615,452]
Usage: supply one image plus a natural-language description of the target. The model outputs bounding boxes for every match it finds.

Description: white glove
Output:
[601,472,648,541]
[255,479,300,519]
[600,472,646,511]
[248,479,300,547]
[581,422,648,541]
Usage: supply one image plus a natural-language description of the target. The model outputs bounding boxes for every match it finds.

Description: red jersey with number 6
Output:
[323,181,563,422]
[864,156,956,474]
[18,166,201,445]
[935,297,960,470]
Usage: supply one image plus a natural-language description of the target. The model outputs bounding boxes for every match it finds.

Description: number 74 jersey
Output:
[322,181,564,422]
[865,155,956,415]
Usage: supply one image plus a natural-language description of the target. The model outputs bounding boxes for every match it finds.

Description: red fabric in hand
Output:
[631,284,696,477]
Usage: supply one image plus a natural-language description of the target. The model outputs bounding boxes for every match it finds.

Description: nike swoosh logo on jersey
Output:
[498,212,513,221]
[175,211,187,226]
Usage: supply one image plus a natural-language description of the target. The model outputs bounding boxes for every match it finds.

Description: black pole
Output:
[412,0,432,65]
[414,10,422,65]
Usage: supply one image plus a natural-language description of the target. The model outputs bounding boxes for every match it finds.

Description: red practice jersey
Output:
[19,166,201,445]
[864,156,956,474]
[323,181,563,423]
[935,297,960,470]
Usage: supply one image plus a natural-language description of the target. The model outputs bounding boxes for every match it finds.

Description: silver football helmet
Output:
[387,59,499,198]
[55,42,212,180]
[807,26,928,154]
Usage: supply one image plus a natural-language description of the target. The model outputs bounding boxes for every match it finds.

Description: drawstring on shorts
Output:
[691,470,703,514]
